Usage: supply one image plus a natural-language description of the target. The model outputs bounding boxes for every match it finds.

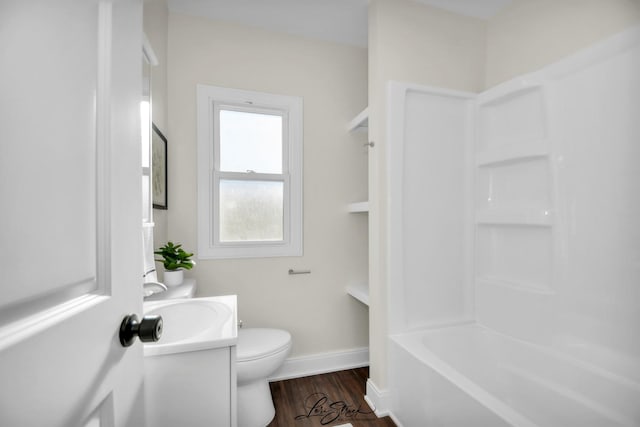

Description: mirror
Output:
[142,35,159,285]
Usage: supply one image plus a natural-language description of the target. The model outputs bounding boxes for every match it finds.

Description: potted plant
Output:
[154,241,195,286]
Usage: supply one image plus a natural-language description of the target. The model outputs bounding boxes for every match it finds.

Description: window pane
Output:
[219,109,282,173]
[219,180,283,242]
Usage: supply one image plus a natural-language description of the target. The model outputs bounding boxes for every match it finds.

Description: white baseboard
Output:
[388,412,404,427]
[268,347,369,382]
[365,379,391,417]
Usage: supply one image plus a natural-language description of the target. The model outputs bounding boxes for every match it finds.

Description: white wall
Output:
[367,0,486,391]
[485,0,640,88]
[143,0,169,247]
[167,13,369,358]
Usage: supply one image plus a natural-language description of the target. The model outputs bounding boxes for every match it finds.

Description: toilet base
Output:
[237,379,276,427]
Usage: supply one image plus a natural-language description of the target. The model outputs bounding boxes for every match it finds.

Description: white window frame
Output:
[197,85,303,259]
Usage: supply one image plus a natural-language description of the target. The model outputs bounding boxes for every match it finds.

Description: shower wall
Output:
[476,27,640,381]
[388,83,475,334]
[389,26,640,380]
[474,82,554,345]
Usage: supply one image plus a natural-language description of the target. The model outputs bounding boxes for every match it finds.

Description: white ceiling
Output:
[167,0,514,47]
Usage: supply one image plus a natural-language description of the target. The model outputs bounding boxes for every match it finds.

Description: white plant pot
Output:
[163,270,184,287]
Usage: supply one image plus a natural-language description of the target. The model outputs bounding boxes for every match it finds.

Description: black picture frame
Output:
[152,123,168,210]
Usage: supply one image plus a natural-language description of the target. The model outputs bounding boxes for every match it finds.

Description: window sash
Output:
[212,171,290,247]
[213,102,289,175]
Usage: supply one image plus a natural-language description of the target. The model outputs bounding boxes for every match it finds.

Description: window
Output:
[197,85,303,258]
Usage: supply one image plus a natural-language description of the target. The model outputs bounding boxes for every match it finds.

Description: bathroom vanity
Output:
[142,295,238,427]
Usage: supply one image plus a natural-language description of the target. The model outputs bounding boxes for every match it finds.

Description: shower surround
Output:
[386,25,640,426]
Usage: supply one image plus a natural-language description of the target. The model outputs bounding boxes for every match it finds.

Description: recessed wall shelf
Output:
[476,276,554,296]
[476,143,549,167]
[347,107,369,132]
[476,209,552,226]
[348,201,369,213]
[476,82,543,107]
[474,80,554,315]
[346,107,369,312]
[346,283,369,306]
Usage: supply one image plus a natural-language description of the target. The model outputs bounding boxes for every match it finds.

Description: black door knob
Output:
[119,314,163,347]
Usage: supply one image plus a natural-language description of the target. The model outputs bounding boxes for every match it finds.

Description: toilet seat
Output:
[237,328,291,362]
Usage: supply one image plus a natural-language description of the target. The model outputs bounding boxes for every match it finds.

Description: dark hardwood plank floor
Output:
[267,367,396,427]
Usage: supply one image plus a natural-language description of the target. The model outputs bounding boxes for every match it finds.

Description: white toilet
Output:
[236,328,291,427]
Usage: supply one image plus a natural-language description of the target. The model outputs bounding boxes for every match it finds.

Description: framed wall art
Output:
[152,123,167,210]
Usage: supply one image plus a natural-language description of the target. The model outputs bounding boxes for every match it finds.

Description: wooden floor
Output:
[267,367,396,427]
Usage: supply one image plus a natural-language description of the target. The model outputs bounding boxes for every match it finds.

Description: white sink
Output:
[143,295,237,356]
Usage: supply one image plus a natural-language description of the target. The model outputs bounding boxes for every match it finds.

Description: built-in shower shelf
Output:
[476,143,549,167]
[476,276,554,295]
[476,209,552,226]
[346,283,369,306]
[347,107,369,132]
[477,81,543,106]
[348,201,369,213]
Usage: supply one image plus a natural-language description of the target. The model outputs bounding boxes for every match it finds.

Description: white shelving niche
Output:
[346,107,370,305]
[475,82,555,296]
[346,106,369,133]
[348,201,369,213]
[346,282,369,306]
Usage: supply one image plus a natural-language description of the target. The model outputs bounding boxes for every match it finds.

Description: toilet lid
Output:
[237,328,291,362]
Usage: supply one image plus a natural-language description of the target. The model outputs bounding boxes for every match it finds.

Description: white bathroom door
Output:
[0,1,147,426]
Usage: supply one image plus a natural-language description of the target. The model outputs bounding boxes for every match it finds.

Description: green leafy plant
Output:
[154,242,195,271]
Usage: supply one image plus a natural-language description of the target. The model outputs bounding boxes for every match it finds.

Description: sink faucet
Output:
[143,281,167,299]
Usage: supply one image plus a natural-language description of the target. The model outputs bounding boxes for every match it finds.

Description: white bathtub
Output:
[389,324,640,427]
